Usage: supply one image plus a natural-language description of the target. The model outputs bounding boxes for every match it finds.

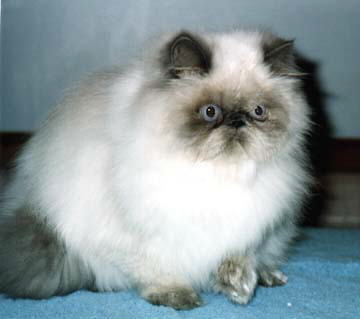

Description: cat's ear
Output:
[161,31,212,78]
[262,33,306,78]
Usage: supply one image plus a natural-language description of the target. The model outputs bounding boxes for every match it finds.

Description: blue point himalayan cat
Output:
[0,29,311,310]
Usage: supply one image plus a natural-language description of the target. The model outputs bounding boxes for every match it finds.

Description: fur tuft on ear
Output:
[161,31,212,78]
[261,33,306,78]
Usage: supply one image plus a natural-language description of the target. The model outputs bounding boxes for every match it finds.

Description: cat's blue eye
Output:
[249,105,267,121]
[199,104,223,123]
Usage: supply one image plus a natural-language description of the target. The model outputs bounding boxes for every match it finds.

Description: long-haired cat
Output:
[0,29,311,310]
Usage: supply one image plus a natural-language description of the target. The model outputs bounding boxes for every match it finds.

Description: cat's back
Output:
[0,66,142,215]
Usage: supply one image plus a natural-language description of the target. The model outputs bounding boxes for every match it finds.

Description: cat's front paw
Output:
[215,256,257,305]
[258,270,288,287]
[142,286,202,310]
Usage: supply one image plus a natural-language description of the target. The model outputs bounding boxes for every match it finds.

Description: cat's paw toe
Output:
[145,287,202,310]
[216,257,257,305]
[226,286,253,305]
[258,270,288,287]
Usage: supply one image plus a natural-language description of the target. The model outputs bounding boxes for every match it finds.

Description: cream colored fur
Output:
[0,30,311,306]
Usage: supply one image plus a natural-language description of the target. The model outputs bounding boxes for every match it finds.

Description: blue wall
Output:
[1,0,360,137]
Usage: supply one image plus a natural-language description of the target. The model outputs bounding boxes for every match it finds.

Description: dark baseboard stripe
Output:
[1,132,360,172]
[327,139,360,172]
[0,133,31,167]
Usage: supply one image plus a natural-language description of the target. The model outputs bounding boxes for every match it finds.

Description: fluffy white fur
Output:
[0,29,311,307]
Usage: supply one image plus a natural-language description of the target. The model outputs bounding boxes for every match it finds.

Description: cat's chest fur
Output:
[109,155,294,280]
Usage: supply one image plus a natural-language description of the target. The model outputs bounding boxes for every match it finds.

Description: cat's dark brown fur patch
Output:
[175,84,289,160]
[261,32,299,76]
[161,31,212,78]
[145,286,202,310]
[0,206,94,298]
[216,255,257,304]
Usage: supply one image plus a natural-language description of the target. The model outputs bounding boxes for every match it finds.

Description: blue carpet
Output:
[1,228,359,319]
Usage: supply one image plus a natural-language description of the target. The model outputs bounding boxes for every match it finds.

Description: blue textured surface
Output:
[1,228,359,319]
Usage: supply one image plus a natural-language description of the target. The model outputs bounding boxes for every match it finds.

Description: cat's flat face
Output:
[139,31,308,163]
[168,76,290,162]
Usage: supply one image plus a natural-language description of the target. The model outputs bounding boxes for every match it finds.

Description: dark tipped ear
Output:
[262,34,305,77]
[162,31,212,78]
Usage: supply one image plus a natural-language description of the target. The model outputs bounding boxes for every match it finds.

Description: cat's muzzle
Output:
[224,111,246,129]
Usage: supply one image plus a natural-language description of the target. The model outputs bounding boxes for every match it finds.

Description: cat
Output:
[0,29,312,310]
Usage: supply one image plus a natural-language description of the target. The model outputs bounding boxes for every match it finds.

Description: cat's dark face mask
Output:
[158,31,303,162]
